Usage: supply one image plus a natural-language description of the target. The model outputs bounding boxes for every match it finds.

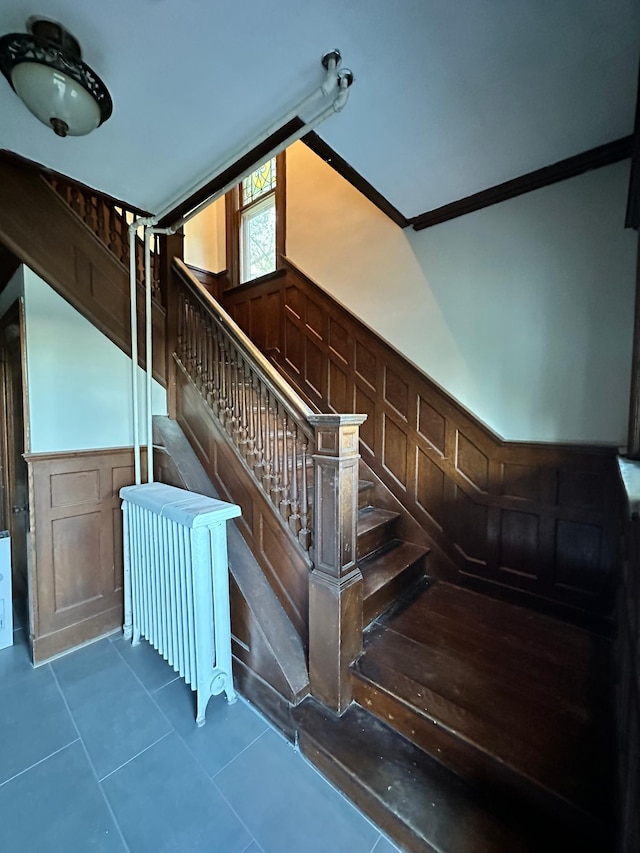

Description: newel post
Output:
[308,413,367,713]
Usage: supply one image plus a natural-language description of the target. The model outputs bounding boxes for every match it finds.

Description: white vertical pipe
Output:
[144,229,154,484]
[129,225,141,485]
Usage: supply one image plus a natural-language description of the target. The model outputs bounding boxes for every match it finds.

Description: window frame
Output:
[225,151,286,288]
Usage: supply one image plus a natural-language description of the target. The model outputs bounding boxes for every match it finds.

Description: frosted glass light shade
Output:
[11,62,101,136]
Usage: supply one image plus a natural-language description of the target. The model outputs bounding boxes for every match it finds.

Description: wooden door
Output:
[0,301,29,603]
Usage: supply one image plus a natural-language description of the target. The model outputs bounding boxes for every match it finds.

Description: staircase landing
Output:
[297,580,616,852]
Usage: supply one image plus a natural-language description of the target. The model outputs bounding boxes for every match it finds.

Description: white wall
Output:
[21,268,167,453]
[286,141,636,445]
[183,196,226,273]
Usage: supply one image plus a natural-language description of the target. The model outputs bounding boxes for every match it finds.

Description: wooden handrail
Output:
[173,259,315,434]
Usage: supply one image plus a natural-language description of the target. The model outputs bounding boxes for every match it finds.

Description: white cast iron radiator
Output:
[120,483,241,726]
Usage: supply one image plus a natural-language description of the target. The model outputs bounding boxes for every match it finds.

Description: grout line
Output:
[370,836,383,853]
[49,665,132,853]
[212,777,263,853]
[212,728,269,779]
[151,674,181,693]
[0,738,80,788]
[98,731,173,782]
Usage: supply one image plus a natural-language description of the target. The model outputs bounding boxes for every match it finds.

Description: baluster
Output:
[237,359,250,456]
[288,424,302,537]
[176,290,185,362]
[270,400,283,505]
[253,379,265,477]
[262,390,274,494]
[279,411,292,521]
[224,341,235,432]
[194,308,203,389]
[202,317,212,403]
[71,186,84,217]
[108,206,120,256]
[211,325,221,415]
[298,438,311,551]
[96,198,107,248]
[84,193,98,235]
[244,368,257,466]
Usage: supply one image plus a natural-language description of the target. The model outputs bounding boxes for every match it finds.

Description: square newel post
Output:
[307,413,367,714]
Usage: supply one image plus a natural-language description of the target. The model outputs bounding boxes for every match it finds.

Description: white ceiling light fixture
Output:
[0,17,112,137]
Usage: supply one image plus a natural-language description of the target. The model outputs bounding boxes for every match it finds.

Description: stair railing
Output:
[172,258,366,712]
[45,175,162,301]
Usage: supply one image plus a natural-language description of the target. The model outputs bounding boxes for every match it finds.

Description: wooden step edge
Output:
[362,543,429,624]
[350,668,611,848]
[294,697,551,853]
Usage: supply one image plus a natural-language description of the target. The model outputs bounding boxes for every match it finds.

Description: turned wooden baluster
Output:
[298,438,311,551]
[237,358,249,454]
[245,370,257,467]
[253,378,265,478]
[279,411,292,521]
[270,400,283,506]
[211,326,222,416]
[96,199,108,250]
[261,390,274,494]
[288,424,302,538]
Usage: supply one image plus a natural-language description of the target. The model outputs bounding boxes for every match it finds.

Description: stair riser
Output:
[351,674,606,845]
[357,517,398,560]
[297,729,436,853]
[363,558,425,625]
[358,485,374,510]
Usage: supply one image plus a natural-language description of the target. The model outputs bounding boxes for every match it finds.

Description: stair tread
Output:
[357,506,399,537]
[361,540,428,600]
[352,582,615,837]
[295,697,550,853]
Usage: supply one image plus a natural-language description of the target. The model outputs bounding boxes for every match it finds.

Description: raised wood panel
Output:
[456,432,489,493]
[52,513,102,611]
[0,156,166,385]
[384,367,409,421]
[221,261,622,623]
[26,447,139,663]
[306,338,325,400]
[418,397,445,455]
[330,318,350,364]
[176,364,310,645]
[499,510,539,579]
[355,387,376,455]
[416,448,445,531]
[383,415,408,489]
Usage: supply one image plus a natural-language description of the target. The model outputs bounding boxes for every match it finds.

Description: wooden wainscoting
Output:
[25,447,143,663]
[222,261,622,625]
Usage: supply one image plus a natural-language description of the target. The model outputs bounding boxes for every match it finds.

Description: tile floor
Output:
[0,611,401,853]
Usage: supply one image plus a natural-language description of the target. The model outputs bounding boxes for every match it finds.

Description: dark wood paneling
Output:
[0,155,166,384]
[25,447,141,662]
[175,363,310,645]
[411,136,634,231]
[222,261,622,623]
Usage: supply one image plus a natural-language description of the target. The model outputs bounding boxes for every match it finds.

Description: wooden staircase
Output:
[357,478,429,626]
[297,580,615,852]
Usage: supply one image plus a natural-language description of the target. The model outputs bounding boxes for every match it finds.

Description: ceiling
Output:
[0,0,638,222]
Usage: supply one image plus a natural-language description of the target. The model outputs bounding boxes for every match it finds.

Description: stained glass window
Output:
[241,158,277,206]
[239,157,278,282]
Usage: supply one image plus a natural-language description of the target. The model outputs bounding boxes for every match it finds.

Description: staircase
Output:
[357,478,428,626]
[297,579,615,852]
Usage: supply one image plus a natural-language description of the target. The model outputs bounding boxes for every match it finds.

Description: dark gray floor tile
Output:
[52,638,171,778]
[102,731,251,853]
[155,677,268,776]
[0,666,76,784]
[216,729,380,853]
[0,741,125,853]
[0,628,34,690]
[112,634,179,692]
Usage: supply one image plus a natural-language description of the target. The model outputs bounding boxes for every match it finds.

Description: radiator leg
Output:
[196,690,211,727]
[132,628,141,646]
